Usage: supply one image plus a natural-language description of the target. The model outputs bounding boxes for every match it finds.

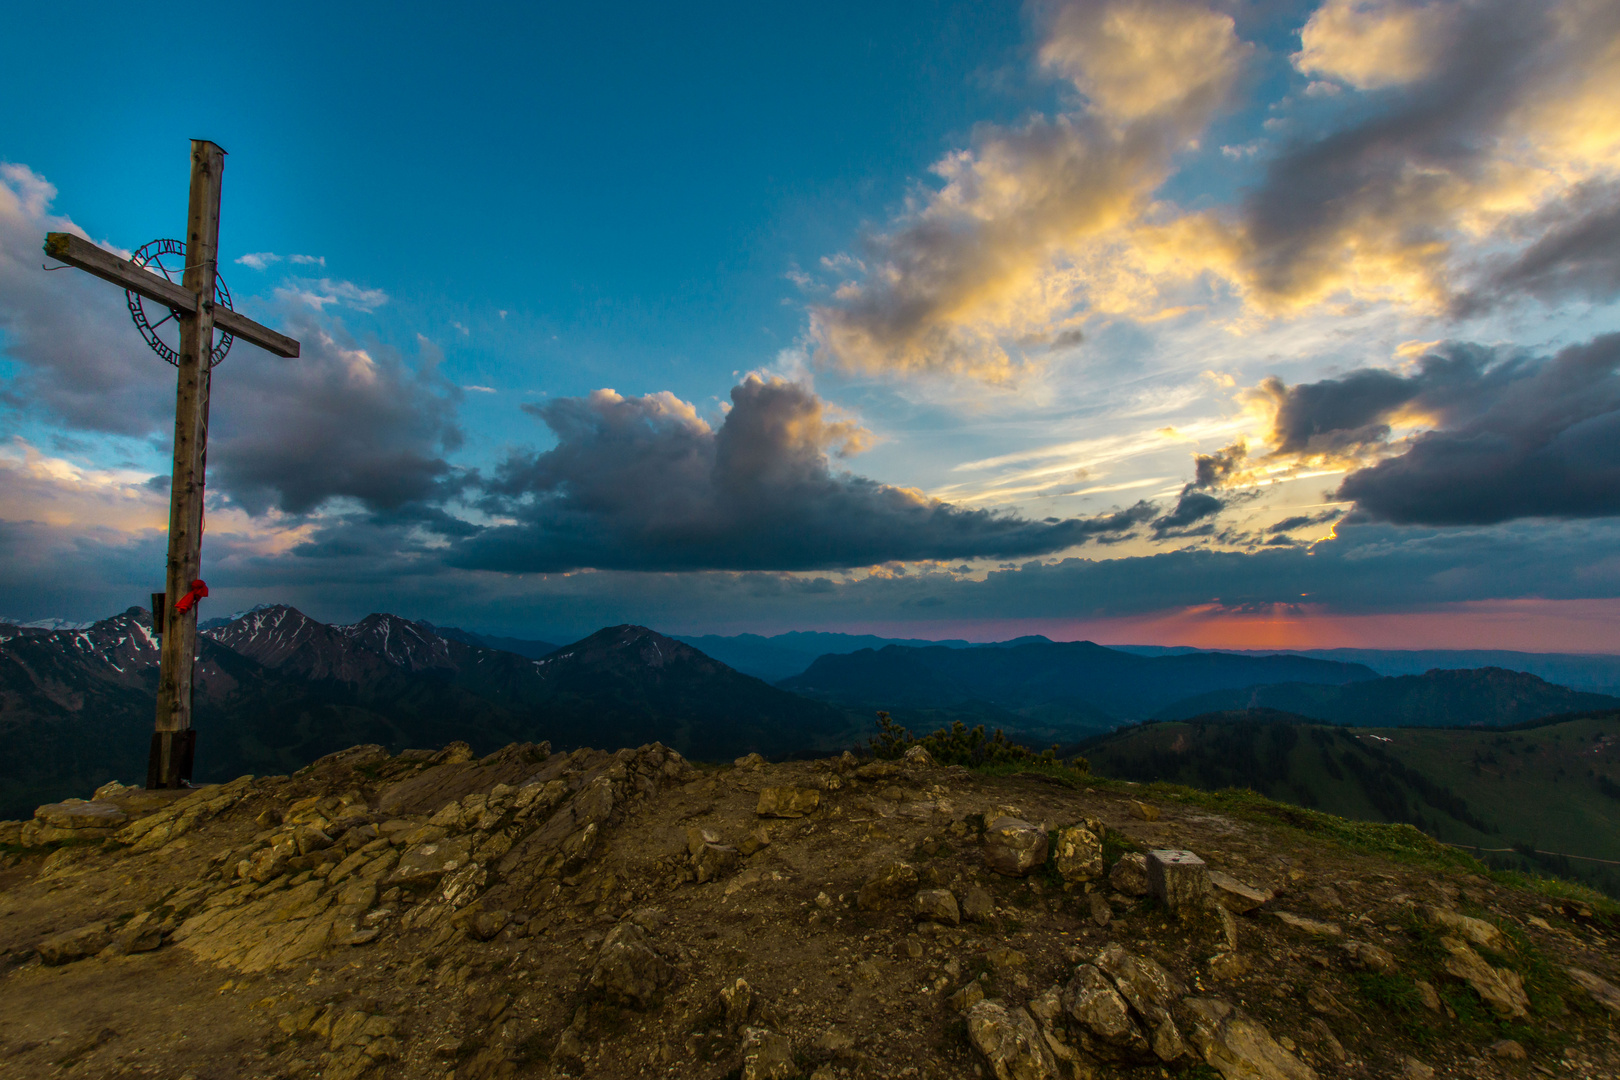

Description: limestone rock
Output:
[1439,936,1528,1018]
[965,1000,1059,1080]
[1109,852,1150,896]
[1270,911,1342,936]
[1062,964,1148,1055]
[902,745,934,767]
[37,923,112,965]
[387,836,472,887]
[468,909,511,941]
[857,860,920,911]
[949,981,985,1012]
[961,885,995,923]
[35,799,127,831]
[983,817,1048,877]
[693,843,740,883]
[914,888,960,925]
[1146,849,1210,913]
[1088,891,1113,927]
[1342,940,1399,975]
[1128,800,1160,822]
[1182,997,1318,1080]
[1209,870,1272,913]
[1426,906,1504,950]
[588,920,675,1008]
[734,752,767,769]
[739,1026,795,1080]
[755,786,820,818]
[1053,820,1105,882]
[1565,966,1620,1016]
[738,826,771,856]
[1094,943,1186,1060]
[721,977,754,1026]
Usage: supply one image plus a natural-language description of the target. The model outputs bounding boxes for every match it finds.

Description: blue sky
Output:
[3,0,1620,650]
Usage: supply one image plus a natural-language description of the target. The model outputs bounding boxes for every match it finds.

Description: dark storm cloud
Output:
[451,375,1157,573]
[1338,334,1620,525]
[1260,333,1620,526]
[1152,439,1247,537]
[206,318,465,517]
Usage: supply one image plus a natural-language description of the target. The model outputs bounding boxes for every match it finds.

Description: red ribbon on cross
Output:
[173,579,209,613]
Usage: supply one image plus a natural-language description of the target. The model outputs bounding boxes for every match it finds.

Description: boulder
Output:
[1182,997,1318,1080]
[902,745,935,767]
[34,799,127,831]
[734,752,767,768]
[965,1000,1059,1080]
[1094,943,1186,1061]
[983,817,1048,877]
[755,787,820,819]
[1439,936,1529,1018]
[913,888,960,925]
[1209,870,1272,913]
[1109,853,1150,896]
[1426,907,1504,950]
[1145,849,1210,914]
[387,836,473,887]
[1128,800,1160,822]
[588,920,674,1008]
[1062,965,1148,1055]
[1053,820,1105,882]
[37,923,112,965]
[961,885,995,923]
[949,982,985,1013]
[738,1026,795,1080]
[856,861,920,911]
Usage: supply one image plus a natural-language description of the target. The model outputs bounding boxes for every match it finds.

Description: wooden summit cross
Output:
[43,140,300,789]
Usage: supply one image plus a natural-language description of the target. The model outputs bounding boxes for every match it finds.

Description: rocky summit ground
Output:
[1,742,1617,1080]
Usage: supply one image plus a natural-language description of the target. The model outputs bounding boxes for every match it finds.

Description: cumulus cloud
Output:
[0,164,176,435]
[453,374,1158,572]
[808,0,1250,381]
[1237,0,1620,311]
[807,0,1620,385]
[206,319,465,517]
[0,164,459,523]
[1254,333,1620,525]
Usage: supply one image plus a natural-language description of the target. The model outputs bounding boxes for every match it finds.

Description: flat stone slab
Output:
[34,799,128,830]
[1209,869,1272,913]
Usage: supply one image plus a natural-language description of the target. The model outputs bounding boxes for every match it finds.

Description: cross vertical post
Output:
[149,140,225,788]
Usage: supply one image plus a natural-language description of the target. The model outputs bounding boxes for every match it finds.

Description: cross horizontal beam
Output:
[43,232,300,358]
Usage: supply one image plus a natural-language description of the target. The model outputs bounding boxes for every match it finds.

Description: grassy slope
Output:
[1083,712,1620,862]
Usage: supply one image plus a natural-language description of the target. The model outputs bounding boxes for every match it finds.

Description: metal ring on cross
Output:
[125,239,235,367]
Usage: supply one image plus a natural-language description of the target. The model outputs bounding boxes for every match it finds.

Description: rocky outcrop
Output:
[1,739,1614,1080]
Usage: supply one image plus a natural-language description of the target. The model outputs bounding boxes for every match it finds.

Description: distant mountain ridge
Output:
[1155,667,1620,727]
[779,639,1379,736]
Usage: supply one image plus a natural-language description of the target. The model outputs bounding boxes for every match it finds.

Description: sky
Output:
[2,0,1619,650]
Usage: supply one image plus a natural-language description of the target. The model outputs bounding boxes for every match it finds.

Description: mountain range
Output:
[0,606,850,819]
[778,639,1381,737]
